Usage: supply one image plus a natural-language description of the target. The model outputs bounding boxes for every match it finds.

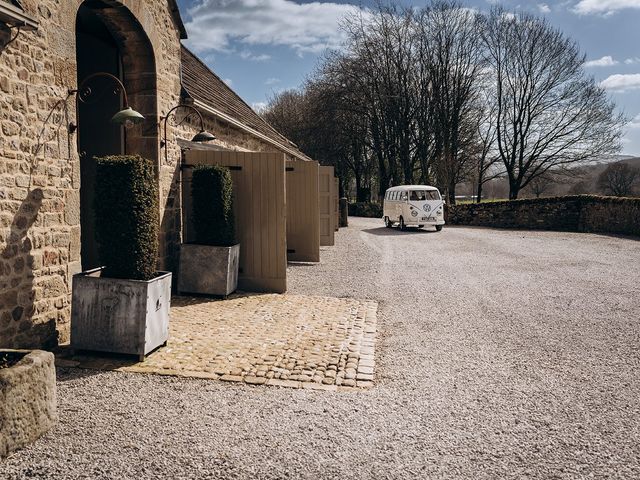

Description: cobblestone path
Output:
[63,294,378,391]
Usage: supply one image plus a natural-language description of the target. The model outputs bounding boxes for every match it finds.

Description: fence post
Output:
[339,197,348,227]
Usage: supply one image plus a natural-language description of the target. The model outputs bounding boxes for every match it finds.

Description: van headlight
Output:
[411,210,418,217]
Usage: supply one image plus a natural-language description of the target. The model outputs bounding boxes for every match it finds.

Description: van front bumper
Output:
[406,218,445,227]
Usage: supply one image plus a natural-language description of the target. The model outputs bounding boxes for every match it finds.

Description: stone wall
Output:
[0,0,185,349]
[0,0,307,349]
[447,196,640,237]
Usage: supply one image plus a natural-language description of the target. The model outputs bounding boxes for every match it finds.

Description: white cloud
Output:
[185,0,365,56]
[625,57,640,65]
[584,56,620,67]
[574,0,640,15]
[252,102,268,113]
[627,115,640,130]
[240,50,272,62]
[538,3,551,13]
[265,77,280,86]
[600,73,640,92]
[223,78,233,87]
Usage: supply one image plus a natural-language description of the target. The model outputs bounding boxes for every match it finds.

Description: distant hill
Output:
[456,157,640,200]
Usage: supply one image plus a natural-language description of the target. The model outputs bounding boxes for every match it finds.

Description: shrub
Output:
[348,202,383,218]
[94,155,159,280]
[191,165,236,246]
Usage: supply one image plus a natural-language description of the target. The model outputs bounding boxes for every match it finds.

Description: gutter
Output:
[192,99,313,162]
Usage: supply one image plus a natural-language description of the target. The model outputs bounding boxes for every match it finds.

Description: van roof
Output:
[386,185,439,191]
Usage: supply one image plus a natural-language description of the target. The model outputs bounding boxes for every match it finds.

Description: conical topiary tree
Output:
[191,165,236,246]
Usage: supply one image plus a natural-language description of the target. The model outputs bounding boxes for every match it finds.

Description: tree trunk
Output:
[476,180,483,203]
[448,182,456,205]
[509,183,520,200]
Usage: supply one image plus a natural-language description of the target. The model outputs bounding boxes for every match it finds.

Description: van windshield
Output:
[410,190,440,201]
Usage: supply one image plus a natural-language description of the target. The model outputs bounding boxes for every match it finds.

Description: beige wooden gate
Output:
[182,150,287,293]
[286,159,320,262]
[333,177,339,232]
[319,165,334,246]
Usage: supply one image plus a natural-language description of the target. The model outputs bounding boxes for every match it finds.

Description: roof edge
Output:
[168,0,187,39]
[193,99,313,162]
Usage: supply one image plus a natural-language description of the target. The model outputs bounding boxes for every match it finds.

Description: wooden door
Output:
[286,159,320,262]
[183,150,287,293]
[319,166,334,246]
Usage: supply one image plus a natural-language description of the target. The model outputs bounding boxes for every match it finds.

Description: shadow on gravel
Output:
[287,261,319,268]
[55,366,109,383]
[362,227,439,236]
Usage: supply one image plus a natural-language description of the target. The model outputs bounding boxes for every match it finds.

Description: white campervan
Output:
[383,185,445,231]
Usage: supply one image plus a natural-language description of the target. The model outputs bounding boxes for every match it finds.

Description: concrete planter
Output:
[0,350,57,458]
[71,268,171,360]
[178,243,240,297]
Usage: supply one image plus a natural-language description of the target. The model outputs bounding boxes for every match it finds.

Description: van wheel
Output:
[399,217,406,231]
[436,225,443,232]
[384,217,393,228]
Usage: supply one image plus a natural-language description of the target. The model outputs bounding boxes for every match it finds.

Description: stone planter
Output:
[71,268,171,360]
[178,243,240,297]
[0,350,57,458]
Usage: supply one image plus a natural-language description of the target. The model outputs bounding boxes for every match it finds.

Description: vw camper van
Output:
[383,185,445,231]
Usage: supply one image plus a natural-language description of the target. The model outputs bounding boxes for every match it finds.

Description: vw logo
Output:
[423,204,431,212]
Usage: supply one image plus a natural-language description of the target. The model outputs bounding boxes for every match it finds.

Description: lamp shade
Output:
[191,130,216,143]
[111,107,145,126]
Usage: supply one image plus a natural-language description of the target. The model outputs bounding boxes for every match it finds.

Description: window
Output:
[426,190,440,200]
[410,190,440,201]
[400,192,408,201]
[410,191,425,201]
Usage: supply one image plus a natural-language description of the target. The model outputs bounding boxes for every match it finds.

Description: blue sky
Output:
[175,0,640,155]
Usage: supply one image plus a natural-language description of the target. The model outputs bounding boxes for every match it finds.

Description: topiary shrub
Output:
[191,165,236,246]
[94,155,159,280]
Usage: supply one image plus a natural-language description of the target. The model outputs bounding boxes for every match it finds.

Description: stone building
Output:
[0,0,310,349]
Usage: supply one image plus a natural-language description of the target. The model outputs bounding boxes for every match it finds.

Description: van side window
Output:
[401,192,407,201]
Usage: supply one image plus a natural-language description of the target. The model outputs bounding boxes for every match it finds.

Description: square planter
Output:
[0,350,57,458]
[71,268,171,360]
[178,243,240,297]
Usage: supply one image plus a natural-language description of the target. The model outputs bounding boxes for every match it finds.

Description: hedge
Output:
[94,155,159,280]
[191,165,236,246]
[348,202,383,218]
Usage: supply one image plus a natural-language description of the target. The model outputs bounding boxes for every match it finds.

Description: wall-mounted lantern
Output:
[68,72,145,135]
[0,1,38,49]
[160,104,216,164]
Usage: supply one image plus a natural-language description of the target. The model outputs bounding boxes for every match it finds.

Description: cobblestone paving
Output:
[63,294,378,390]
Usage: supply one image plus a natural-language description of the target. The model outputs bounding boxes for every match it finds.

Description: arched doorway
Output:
[75,0,158,270]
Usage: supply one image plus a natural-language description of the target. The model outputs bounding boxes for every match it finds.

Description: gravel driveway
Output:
[2,217,639,479]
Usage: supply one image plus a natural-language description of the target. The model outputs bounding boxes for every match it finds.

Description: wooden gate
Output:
[319,165,334,246]
[286,159,320,262]
[182,150,287,293]
[333,177,339,232]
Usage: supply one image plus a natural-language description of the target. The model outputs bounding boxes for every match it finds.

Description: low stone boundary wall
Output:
[447,195,640,237]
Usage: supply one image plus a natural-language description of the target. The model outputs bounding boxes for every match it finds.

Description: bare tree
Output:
[597,162,640,197]
[417,1,485,203]
[473,88,504,202]
[481,8,626,199]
